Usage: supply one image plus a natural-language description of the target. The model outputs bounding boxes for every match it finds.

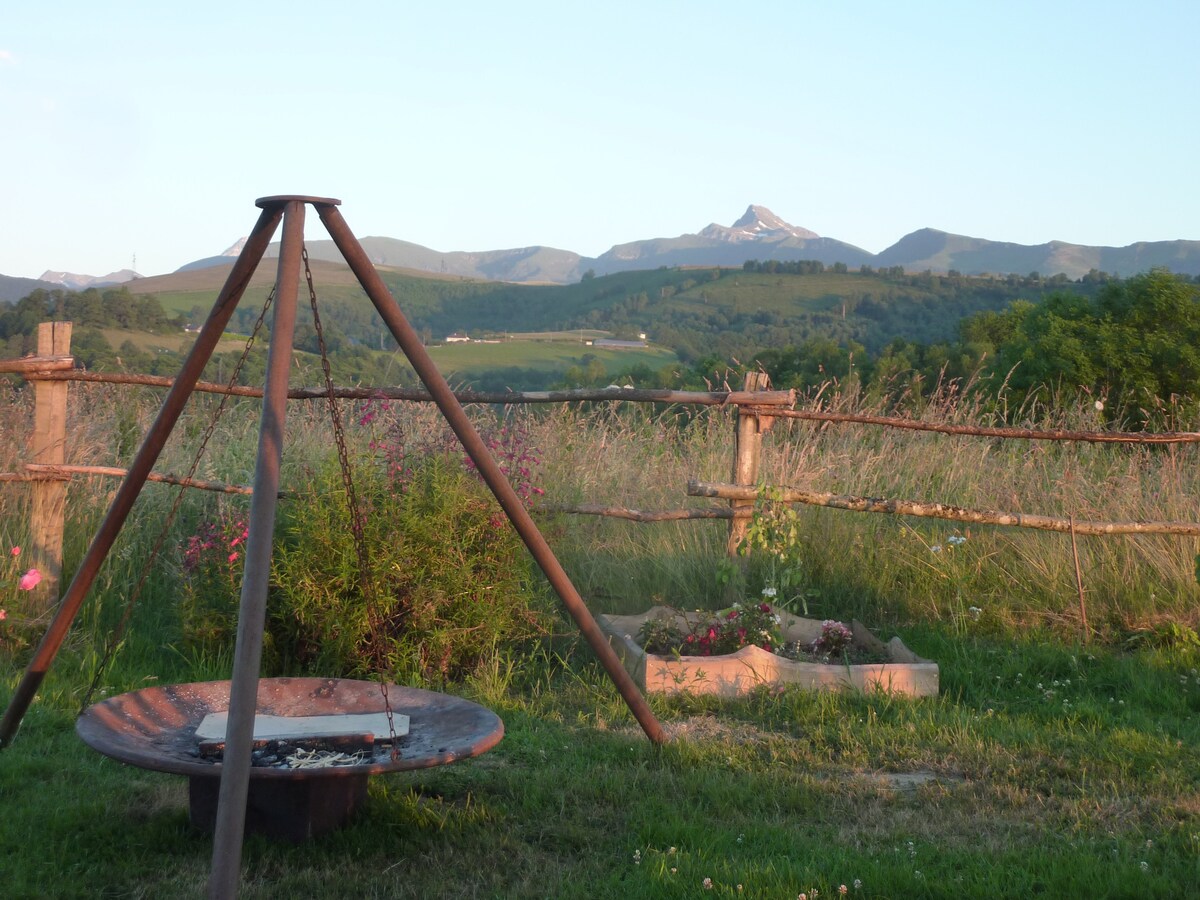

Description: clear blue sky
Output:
[2,1,1197,279]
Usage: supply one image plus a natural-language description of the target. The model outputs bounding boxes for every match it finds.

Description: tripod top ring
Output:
[255,195,341,209]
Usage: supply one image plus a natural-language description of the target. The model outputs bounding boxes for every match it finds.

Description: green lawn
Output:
[3,630,1198,898]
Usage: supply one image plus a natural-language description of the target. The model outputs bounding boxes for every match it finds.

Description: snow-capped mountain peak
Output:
[699,205,819,243]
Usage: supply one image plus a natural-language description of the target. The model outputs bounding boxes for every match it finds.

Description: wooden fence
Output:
[4,321,1200,621]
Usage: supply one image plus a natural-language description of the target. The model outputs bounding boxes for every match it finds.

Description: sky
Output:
[2,1,1197,279]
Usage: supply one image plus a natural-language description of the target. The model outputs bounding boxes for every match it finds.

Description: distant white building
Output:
[593,338,648,349]
[444,333,470,343]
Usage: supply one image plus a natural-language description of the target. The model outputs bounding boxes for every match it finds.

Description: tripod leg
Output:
[207,198,306,900]
[316,203,667,745]
[0,205,284,749]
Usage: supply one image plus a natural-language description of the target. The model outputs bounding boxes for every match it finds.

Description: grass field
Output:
[425,338,675,379]
[2,382,1199,897]
[665,272,886,316]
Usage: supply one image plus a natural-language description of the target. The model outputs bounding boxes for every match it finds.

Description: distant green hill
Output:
[123,258,1094,368]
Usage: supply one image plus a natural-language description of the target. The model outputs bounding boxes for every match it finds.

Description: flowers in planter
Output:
[810,620,853,658]
[638,591,785,657]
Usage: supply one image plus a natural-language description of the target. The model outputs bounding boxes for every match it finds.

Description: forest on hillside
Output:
[4,266,1200,423]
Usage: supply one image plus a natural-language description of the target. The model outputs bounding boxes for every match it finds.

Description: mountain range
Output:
[4,205,1200,301]
[260,204,1200,284]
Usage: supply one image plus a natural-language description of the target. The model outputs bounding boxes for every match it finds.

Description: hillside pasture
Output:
[424,336,676,380]
[665,271,886,316]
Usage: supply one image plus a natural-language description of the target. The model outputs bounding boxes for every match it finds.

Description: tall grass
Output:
[522,383,1200,646]
[2,376,1198,669]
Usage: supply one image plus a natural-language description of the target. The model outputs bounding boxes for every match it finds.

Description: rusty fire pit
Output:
[76,677,503,841]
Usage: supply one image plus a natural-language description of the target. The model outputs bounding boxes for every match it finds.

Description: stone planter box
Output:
[597,606,938,698]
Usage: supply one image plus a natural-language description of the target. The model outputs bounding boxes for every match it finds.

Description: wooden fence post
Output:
[28,321,72,615]
[726,371,775,556]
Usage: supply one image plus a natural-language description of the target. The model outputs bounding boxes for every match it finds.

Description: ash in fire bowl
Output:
[197,739,377,769]
[77,677,504,779]
[190,708,410,768]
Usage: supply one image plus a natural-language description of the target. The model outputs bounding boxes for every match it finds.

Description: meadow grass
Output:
[2,380,1199,897]
[424,340,676,379]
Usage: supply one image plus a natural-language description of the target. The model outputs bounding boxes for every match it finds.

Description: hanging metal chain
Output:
[302,248,400,756]
[80,287,278,714]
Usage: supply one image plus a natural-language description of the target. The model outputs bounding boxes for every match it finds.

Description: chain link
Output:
[303,248,400,757]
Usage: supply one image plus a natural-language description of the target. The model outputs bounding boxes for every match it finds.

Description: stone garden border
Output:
[597,606,939,698]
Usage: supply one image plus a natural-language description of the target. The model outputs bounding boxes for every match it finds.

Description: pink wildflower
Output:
[0,609,7,621]
[227,552,239,563]
[18,568,42,591]
[9,546,19,556]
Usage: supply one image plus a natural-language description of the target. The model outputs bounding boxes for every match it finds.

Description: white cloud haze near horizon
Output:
[1,1,1197,279]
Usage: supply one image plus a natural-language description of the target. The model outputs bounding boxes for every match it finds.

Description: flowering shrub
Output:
[176,402,551,679]
[177,510,249,653]
[639,594,784,657]
[356,398,545,508]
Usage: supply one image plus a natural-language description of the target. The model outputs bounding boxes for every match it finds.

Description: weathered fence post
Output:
[726,371,775,556]
[28,321,72,614]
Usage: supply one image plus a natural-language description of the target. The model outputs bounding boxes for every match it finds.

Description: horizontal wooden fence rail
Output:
[0,356,76,375]
[688,480,1200,537]
[770,407,1200,444]
[19,369,797,409]
[543,504,743,523]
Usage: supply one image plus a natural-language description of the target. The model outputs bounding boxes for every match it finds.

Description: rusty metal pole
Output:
[207,197,309,900]
[316,203,667,745]
[0,204,284,750]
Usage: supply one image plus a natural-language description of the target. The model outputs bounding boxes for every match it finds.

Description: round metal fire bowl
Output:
[77,678,504,840]
[76,677,504,779]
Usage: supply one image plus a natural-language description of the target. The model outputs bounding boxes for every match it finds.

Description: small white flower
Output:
[1095,399,1104,411]
[930,544,942,553]
[762,587,777,598]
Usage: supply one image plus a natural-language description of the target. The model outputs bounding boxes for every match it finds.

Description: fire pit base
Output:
[188,773,368,842]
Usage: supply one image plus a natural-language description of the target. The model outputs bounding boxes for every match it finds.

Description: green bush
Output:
[275,450,551,681]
